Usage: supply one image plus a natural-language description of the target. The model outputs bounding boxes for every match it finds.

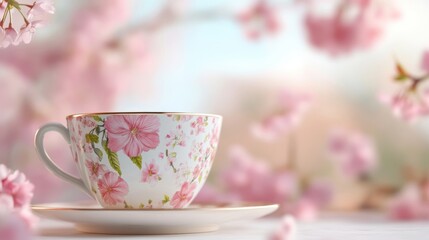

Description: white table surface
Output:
[35,212,429,240]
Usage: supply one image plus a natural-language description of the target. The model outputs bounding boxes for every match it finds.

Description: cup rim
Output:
[67,112,222,119]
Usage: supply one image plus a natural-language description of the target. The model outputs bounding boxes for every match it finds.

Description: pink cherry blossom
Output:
[289,199,318,221]
[328,129,377,177]
[2,27,18,48]
[170,182,197,208]
[252,89,311,141]
[0,208,33,240]
[97,171,129,206]
[210,125,221,148]
[0,0,55,48]
[270,215,296,240]
[28,0,55,18]
[18,21,42,44]
[81,117,97,128]
[190,117,206,135]
[83,143,93,153]
[165,125,186,148]
[0,164,37,238]
[222,146,298,203]
[219,146,332,218]
[104,115,160,157]
[302,180,333,208]
[388,184,424,220]
[141,160,160,183]
[0,164,34,209]
[238,0,280,40]
[85,158,108,182]
[304,0,398,56]
[0,191,14,206]
[379,92,429,122]
[192,164,202,179]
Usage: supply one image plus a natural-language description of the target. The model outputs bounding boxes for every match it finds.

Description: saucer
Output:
[32,202,278,235]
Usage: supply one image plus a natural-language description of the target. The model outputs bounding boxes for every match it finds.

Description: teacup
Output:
[35,112,222,209]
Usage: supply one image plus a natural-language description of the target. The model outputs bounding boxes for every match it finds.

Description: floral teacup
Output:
[35,112,222,209]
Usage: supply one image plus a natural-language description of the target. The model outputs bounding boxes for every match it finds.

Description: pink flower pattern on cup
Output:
[104,115,160,157]
[85,158,108,182]
[97,172,129,206]
[165,125,186,148]
[67,114,221,208]
[141,160,161,183]
[171,182,197,208]
[190,117,207,135]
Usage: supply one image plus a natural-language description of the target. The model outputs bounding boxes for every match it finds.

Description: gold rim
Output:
[67,112,222,119]
[31,203,278,212]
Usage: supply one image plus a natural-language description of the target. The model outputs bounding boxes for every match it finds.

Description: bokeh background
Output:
[2,0,429,219]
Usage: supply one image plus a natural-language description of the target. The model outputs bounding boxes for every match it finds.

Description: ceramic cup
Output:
[35,112,222,209]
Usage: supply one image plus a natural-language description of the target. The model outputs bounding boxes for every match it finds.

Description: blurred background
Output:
[2,0,429,220]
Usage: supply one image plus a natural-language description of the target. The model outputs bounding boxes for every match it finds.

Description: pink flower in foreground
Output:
[270,215,296,240]
[238,0,281,40]
[304,0,398,56]
[328,129,377,177]
[0,165,34,209]
[105,115,160,157]
[0,164,37,238]
[97,172,129,206]
[252,89,311,141]
[0,208,33,240]
[170,182,197,208]
[388,184,426,220]
[85,158,108,182]
[141,160,160,183]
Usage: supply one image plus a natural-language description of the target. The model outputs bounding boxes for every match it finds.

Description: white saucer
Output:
[32,202,278,235]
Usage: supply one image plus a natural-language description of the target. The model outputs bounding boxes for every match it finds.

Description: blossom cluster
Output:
[251,89,311,141]
[328,129,377,178]
[388,183,429,220]
[270,215,296,240]
[0,164,36,240]
[380,52,429,122]
[195,146,332,220]
[0,0,54,48]
[303,0,398,56]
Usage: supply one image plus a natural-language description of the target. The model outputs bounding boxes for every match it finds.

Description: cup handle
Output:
[34,123,93,197]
